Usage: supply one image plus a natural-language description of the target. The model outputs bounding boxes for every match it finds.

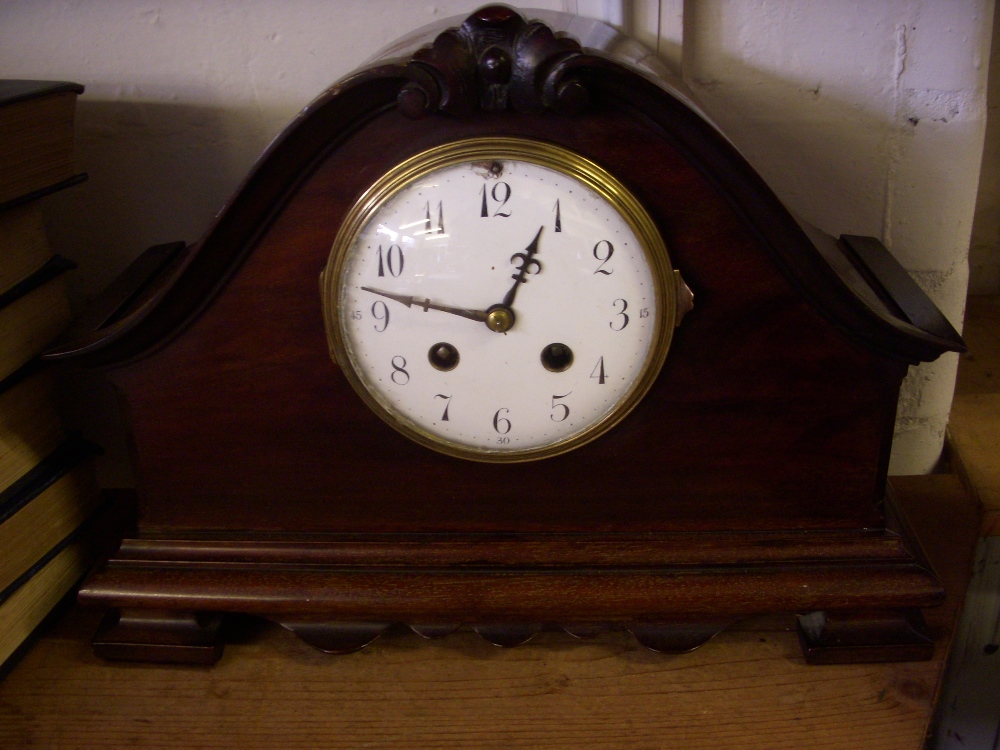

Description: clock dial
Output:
[323,139,676,461]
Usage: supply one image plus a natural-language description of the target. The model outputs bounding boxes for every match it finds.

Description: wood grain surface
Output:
[113,104,901,535]
[0,474,978,750]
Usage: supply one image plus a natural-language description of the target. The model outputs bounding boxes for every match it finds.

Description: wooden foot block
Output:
[92,609,223,665]
[796,608,934,664]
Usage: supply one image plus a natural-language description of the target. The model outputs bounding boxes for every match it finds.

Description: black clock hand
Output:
[501,226,544,308]
[360,286,489,322]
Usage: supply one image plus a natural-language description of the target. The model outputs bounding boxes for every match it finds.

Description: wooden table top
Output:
[0,474,979,750]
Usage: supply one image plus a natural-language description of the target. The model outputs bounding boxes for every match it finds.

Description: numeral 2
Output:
[593,240,614,275]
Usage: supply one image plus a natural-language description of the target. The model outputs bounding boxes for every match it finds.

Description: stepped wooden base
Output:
[79,509,945,665]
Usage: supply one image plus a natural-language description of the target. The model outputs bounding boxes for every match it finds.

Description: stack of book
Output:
[0,80,108,677]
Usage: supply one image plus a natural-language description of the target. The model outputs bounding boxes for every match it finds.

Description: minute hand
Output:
[360,286,488,322]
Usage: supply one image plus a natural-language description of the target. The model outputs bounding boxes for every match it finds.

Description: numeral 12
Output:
[480,182,511,217]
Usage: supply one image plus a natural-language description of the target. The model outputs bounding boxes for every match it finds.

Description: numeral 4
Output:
[590,357,607,385]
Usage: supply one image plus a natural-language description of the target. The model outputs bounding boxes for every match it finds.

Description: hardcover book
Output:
[0,80,84,209]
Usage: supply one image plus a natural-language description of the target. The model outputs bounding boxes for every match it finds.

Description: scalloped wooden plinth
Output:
[87,609,940,663]
[277,619,391,654]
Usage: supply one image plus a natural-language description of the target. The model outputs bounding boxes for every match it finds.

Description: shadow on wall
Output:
[680,2,891,242]
[43,98,298,310]
[690,74,899,238]
[42,98,295,488]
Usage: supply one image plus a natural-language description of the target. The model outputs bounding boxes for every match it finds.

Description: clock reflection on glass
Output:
[322,138,678,461]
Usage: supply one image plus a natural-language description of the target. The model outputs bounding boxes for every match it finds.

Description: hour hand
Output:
[360,286,488,322]
[501,226,544,308]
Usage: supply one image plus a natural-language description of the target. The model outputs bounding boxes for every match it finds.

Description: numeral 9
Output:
[371,301,389,332]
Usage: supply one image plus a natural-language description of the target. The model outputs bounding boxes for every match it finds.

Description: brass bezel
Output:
[321,137,676,462]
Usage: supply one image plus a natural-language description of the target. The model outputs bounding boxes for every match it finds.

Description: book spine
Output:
[0,255,76,312]
[0,173,87,214]
[0,437,102,525]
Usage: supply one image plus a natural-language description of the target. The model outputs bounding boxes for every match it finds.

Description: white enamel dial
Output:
[323,139,675,461]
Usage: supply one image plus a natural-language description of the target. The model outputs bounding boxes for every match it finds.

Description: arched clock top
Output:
[45,5,962,367]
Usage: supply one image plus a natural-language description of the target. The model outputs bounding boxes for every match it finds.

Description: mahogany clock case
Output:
[47,7,964,664]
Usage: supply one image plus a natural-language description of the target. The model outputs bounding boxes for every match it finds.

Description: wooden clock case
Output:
[48,6,965,665]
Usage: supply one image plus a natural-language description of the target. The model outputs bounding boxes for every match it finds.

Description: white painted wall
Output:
[678,1,992,475]
[0,0,991,480]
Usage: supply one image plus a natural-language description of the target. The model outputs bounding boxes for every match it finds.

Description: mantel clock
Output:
[48,6,965,665]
